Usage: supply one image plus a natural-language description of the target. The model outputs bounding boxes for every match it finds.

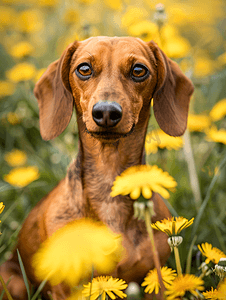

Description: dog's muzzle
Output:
[92,101,122,128]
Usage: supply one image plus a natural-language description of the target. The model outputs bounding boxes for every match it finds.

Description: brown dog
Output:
[0,37,193,299]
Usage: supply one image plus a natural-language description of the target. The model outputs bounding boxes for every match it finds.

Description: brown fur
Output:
[0,37,194,300]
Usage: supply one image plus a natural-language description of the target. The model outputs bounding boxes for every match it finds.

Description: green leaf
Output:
[17,249,31,300]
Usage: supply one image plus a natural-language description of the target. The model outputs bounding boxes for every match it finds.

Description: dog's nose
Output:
[92,101,122,128]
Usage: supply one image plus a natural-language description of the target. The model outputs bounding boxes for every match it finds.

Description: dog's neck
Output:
[67,108,150,231]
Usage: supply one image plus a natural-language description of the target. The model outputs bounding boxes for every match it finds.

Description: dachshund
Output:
[0,36,194,300]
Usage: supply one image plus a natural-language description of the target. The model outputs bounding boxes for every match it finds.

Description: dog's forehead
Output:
[76,36,150,57]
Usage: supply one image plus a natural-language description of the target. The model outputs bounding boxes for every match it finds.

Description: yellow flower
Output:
[127,20,159,42]
[163,36,191,59]
[104,0,122,10]
[0,203,5,215]
[145,129,183,154]
[16,9,44,33]
[209,99,226,122]
[0,6,17,29]
[63,9,79,25]
[194,56,215,78]
[4,166,40,188]
[168,1,224,26]
[165,274,204,299]
[187,114,211,132]
[32,219,123,287]
[205,126,226,145]
[151,217,194,237]
[141,267,177,295]
[82,276,127,300]
[76,0,96,4]
[0,81,15,97]
[202,287,224,299]
[218,278,226,299]
[4,149,27,167]
[10,42,34,58]
[7,112,20,125]
[6,63,36,82]
[110,165,177,200]
[67,289,85,300]
[121,6,148,28]
[37,0,59,7]
[198,243,226,264]
[0,202,5,232]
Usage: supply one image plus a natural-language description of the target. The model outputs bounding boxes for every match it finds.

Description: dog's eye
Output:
[75,63,92,80]
[131,64,149,82]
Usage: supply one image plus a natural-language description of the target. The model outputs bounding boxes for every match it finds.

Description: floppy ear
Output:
[34,42,78,140]
[148,41,194,136]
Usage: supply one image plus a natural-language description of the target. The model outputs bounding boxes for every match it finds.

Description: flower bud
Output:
[167,236,183,251]
[214,258,226,280]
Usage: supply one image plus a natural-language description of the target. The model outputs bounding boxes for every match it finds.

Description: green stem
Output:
[0,275,13,300]
[173,246,182,276]
[186,235,197,274]
[144,209,165,299]
[183,130,202,211]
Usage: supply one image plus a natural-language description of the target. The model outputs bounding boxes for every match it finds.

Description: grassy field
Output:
[0,0,226,299]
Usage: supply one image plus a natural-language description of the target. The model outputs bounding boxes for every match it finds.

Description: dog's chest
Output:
[85,182,133,233]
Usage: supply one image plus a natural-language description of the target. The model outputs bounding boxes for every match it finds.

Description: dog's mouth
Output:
[86,124,135,141]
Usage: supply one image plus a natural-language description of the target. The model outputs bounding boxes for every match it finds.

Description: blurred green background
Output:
[0,0,226,280]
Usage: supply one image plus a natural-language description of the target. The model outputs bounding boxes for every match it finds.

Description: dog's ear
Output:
[148,41,194,136]
[34,42,78,140]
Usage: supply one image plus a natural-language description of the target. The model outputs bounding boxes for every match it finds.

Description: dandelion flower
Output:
[32,219,123,287]
[16,9,44,33]
[165,274,204,299]
[0,203,5,215]
[205,126,226,145]
[141,267,176,295]
[127,20,158,42]
[38,0,59,7]
[164,36,191,59]
[145,129,183,154]
[121,6,148,28]
[63,9,79,25]
[194,56,215,78]
[0,6,16,29]
[4,149,27,167]
[198,243,226,264]
[82,276,127,300]
[6,63,36,82]
[0,202,5,234]
[4,166,40,188]
[202,287,223,300]
[104,0,122,10]
[218,278,226,299]
[7,112,20,125]
[0,81,15,98]
[151,217,194,237]
[187,114,211,132]
[110,165,177,200]
[10,41,34,58]
[210,99,226,122]
[67,289,85,300]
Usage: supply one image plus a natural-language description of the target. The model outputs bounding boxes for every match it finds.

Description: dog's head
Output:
[34,36,194,141]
